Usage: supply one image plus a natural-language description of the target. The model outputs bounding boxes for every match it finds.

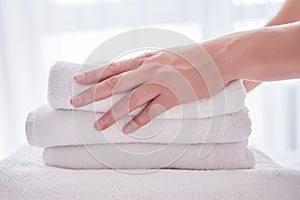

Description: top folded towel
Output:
[48,61,246,119]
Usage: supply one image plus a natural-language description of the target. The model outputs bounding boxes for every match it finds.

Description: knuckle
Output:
[122,93,137,108]
[128,93,137,107]
[158,51,167,57]
[151,66,171,80]
[86,87,96,100]
[94,70,104,81]
[120,95,131,110]
[94,84,103,100]
[148,51,178,66]
[140,52,162,63]
[141,62,161,73]
[139,52,156,59]
[104,111,115,124]
[105,76,119,89]
[83,72,92,80]
[152,51,167,62]
[108,62,119,74]
[82,71,97,83]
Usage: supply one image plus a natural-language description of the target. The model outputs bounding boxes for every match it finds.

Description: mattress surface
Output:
[0,145,300,200]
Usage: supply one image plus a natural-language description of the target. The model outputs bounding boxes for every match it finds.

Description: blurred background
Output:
[0,0,299,167]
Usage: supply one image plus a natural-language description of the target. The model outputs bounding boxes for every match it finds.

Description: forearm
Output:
[226,22,300,82]
[243,0,300,91]
[203,22,300,86]
[204,0,300,90]
[267,0,300,26]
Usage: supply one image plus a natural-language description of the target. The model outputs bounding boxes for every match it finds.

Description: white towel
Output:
[1,145,299,200]
[47,61,246,119]
[26,105,251,148]
[43,141,255,170]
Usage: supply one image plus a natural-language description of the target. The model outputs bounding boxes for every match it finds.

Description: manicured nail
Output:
[71,96,81,106]
[123,124,132,134]
[123,122,138,134]
[74,73,85,82]
[94,120,104,131]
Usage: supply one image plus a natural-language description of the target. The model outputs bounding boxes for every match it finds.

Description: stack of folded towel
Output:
[26,61,255,170]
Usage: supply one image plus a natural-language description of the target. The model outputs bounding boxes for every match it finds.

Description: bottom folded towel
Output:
[2,145,300,200]
[43,141,255,170]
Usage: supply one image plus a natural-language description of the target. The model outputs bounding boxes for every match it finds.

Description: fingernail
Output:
[71,96,81,106]
[123,123,134,134]
[94,120,104,131]
[74,73,85,82]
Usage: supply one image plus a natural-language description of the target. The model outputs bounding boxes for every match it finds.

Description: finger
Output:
[71,69,146,108]
[73,58,143,85]
[122,95,174,134]
[94,84,161,131]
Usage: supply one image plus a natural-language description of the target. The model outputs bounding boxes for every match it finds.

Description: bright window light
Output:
[40,22,202,69]
[232,0,284,6]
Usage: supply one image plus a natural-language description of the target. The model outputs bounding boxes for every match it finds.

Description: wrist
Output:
[201,35,239,87]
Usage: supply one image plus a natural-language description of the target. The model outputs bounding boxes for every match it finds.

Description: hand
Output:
[70,44,227,134]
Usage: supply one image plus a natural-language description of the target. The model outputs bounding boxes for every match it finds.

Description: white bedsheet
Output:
[0,145,300,200]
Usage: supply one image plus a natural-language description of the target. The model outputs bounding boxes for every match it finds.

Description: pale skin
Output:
[71,0,300,134]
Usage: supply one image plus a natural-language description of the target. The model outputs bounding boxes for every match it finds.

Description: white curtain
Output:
[2,0,298,164]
